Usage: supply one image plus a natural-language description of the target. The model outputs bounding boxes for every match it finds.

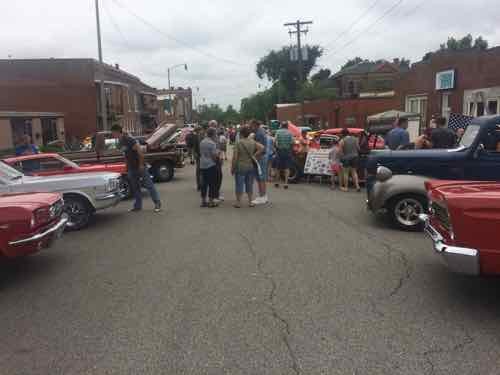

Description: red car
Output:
[0,193,67,258]
[3,153,132,198]
[421,180,500,276]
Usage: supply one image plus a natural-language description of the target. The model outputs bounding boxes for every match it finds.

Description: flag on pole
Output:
[448,113,474,131]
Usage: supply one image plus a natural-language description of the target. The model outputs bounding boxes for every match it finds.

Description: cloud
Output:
[1,0,499,109]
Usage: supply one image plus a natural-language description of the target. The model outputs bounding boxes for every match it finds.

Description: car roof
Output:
[3,153,61,163]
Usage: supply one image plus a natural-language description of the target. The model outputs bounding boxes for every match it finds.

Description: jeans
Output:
[201,166,218,201]
[215,162,223,198]
[128,169,161,210]
[235,169,255,194]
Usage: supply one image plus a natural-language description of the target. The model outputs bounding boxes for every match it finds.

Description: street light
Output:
[166,64,188,117]
[167,63,188,90]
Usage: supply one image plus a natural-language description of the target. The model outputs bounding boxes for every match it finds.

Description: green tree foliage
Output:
[424,34,489,60]
[340,57,364,71]
[240,83,283,122]
[197,104,241,125]
[256,45,323,102]
[311,68,332,83]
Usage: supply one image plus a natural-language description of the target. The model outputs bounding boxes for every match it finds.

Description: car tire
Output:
[120,175,132,199]
[387,193,427,231]
[63,195,92,231]
[152,161,174,183]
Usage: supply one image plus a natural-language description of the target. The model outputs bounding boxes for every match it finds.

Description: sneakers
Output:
[252,195,269,205]
[154,203,162,213]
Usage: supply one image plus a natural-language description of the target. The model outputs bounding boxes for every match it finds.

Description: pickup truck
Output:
[420,180,500,276]
[63,124,184,183]
[366,115,500,231]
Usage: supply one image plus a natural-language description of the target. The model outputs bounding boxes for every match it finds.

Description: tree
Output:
[311,68,331,83]
[426,34,489,60]
[256,45,323,102]
[340,57,365,71]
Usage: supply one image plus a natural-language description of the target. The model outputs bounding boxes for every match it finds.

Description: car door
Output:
[464,125,500,181]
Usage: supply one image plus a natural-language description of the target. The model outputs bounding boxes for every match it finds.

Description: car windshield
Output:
[460,123,480,148]
[0,161,24,180]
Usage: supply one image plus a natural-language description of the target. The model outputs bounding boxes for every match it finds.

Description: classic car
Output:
[420,180,500,276]
[0,192,67,258]
[3,153,134,198]
[62,123,184,183]
[0,161,121,231]
[366,115,500,231]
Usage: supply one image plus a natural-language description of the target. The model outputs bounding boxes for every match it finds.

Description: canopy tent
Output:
[367,109,421,140]
[367,110,420,123]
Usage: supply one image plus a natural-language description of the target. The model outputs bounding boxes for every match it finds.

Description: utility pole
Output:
[95,0,108,131]
[284,20,312,126]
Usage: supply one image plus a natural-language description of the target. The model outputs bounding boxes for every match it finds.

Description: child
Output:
[328,138,342,190]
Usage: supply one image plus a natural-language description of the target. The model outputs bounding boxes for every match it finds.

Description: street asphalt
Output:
[1,161,500,375]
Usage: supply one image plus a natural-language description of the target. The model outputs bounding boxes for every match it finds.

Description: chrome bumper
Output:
[9,216,68,246]
[419,214,480,276]
[95,191,123,201]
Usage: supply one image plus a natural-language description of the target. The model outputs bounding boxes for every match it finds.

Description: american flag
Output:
[447,113,474,131]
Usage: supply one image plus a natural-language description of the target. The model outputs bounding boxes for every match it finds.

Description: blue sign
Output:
[436,70,455,90]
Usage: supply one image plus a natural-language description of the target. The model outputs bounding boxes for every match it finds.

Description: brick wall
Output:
[0,59,97,140]
[395,47,500,122]
[277,97,399,129]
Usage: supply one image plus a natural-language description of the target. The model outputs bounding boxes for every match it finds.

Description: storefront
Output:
[0,111,65,152]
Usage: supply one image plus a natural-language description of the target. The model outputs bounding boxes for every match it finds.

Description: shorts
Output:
[342,156,359,169]
[220,144,227,152]
[273,149,293,170]
[257,157,268,182]
[235,169,255,194]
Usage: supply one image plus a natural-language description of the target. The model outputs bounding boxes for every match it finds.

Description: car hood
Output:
[435,181,500,197]
[0,192,61,207]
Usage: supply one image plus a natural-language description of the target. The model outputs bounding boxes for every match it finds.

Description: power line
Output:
[323,0,405,58]
[110,0,247,68]
[323,0,382,51]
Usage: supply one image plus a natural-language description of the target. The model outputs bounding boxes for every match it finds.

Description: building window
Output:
[477,102,485,116]
[488,100,498,115]
[41,118,58,145]
[10,118,33,145]
[406,95,428,125]
[134,94,139,112]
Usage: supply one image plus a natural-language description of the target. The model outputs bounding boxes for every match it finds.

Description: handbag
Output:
[240,142,262,177]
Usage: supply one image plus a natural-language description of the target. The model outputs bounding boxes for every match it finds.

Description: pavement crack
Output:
[422,329,474,375]
[240,233,301,375]
[325,207,412,298]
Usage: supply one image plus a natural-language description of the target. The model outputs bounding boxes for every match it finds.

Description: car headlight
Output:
[31,207,51,228]
[376,166,393,182]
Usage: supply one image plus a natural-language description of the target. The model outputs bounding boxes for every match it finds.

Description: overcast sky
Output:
[2,0,500,109]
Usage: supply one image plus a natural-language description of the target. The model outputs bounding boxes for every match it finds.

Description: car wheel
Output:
[388,194,427,231]
[153,162,174,183]
[63,195,92,231]
[119,176,132,199]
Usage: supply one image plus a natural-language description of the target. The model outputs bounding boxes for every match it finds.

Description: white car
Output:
[0,161,122,230]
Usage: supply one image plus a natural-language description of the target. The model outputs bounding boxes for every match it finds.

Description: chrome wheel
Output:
[63,196,91,230]
[153,162,174,182]
[394,198,424,228]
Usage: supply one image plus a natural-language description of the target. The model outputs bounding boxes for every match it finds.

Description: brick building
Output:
[0,58,160,143]
[276,96,399,129]
[395,47,500,127]
[331,60,404,99]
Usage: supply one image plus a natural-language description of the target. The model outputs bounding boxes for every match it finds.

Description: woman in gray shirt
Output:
[199,128,220,207]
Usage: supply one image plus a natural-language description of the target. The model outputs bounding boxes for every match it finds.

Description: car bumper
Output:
[366,181,385,213]
[94,191,122,210]
[419,214,480,276]
[6,215,68,257]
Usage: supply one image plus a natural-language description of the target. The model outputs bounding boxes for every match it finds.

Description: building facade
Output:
[276,97,399,129]
[0,59,160,143]
[395,47,500,127]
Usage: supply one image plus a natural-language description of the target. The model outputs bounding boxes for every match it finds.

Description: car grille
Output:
[432,202,450,230]
[50,199,64,218]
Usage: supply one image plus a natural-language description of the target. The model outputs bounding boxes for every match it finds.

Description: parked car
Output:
[62,123,184,183]
[0,192,67,258]
[420,180,500,276]
[0,161,121,231]
[3,153,134,198]
[366,115,500,231]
